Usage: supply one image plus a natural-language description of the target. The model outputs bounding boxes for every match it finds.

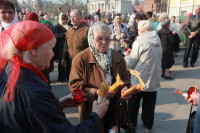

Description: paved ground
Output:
[50,49,200,133]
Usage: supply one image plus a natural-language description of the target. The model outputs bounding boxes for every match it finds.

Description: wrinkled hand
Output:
[185,92,199,106]
[121,86,131,101]
[189,32,197,38]
[61,60,67,67]
[92,100,109,119]
[59,93,86,109]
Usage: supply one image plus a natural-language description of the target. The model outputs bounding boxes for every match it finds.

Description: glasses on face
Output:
[0,11,14,14]
[95,37,111,44]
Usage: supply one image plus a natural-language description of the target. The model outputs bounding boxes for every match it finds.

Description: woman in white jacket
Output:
[124,20,162,133]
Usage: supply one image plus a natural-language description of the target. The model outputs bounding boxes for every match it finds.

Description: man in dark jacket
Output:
[61,9,89,78]
[183,5,200,68]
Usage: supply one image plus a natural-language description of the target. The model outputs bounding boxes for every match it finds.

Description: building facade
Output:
[168,0,200,17]
[133,0,167,14]
[87,0,132,16]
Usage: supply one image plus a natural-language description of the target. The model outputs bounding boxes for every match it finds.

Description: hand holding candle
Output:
[97,82,109,104]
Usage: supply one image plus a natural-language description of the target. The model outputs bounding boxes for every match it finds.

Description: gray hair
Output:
[21,42,50,64]
[92,22,111,33]
[71,9,82,17]
[4,39,53,65]
[88,22,111,51]
[161,19,170,27]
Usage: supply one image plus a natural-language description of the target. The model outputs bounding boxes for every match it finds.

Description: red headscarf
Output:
[0,21,55,102]
[27,12,39,22]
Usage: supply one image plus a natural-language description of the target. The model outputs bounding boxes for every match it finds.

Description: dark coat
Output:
[53,23,67,59]
[0,63,100,133]
[158,27,175,68]
[69,48,131,133]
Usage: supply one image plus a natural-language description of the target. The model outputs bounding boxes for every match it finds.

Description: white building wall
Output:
[121,2,132,15]
[87,0,132,16]
[168,6,193,18]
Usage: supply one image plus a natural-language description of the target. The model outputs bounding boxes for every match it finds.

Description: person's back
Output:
[126,30,162,90]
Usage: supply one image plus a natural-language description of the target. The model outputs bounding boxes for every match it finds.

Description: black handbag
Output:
[186,104,196,133]
[117,99,137,133]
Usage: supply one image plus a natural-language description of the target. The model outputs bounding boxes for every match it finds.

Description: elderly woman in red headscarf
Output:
[0,21,109,133]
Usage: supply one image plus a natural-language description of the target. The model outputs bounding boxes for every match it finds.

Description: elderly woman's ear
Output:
[30,49,37,57]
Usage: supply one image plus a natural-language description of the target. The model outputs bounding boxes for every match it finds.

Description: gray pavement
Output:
[50,49,200,133]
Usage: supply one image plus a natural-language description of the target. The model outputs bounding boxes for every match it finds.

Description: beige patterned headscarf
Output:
[88,22,112,85]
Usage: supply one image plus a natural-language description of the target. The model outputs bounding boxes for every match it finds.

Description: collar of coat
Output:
[72,23,85,31]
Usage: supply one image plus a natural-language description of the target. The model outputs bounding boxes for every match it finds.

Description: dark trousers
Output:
[128,91,157,130]
[183,36,200,65]
[58,58,66,81]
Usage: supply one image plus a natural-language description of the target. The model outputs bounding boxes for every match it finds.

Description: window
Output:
[181,11,187,16]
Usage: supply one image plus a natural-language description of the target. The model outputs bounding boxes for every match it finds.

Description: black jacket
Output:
[53,23,67,59]
[0,63,100,133]
[186,15,200,36]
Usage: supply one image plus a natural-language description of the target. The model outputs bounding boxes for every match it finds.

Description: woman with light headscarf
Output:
[0,1,18,32]
[69,22,131,133]
[53,13,68,82]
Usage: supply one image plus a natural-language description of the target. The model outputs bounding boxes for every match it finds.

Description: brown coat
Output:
[69,48,131,133]
[62,23,89,61]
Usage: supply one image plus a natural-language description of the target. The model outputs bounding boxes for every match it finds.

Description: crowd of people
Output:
[1,0,200,133]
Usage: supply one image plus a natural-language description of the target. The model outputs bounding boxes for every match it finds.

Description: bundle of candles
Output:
[109,73,124,92]
[121,69,145,97]
[97,81,109,104]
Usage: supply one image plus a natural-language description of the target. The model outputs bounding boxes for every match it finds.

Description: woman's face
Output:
[93,30,110,53]
[61,16,68,25]
[171,17,175,23]
[0,8,15,23]
[115,16,121,25]
[32,38,56,70]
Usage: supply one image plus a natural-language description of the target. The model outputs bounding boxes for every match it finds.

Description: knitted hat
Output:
[27,12,39,22]
[138,20,154,32]
[161,19,170,27]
